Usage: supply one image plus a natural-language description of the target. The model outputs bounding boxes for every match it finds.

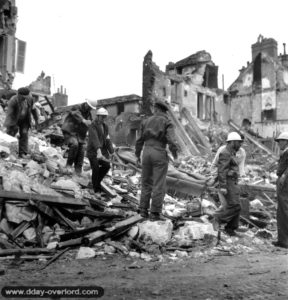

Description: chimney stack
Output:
[283,43,286,55]
[251,35,278,60]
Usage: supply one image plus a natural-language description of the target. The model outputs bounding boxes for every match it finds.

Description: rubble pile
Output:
[0,126,279,269]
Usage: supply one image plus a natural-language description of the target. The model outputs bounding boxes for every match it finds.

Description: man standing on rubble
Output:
[214,132,243,236]
[61,99,96,175]
[272,132,288,249]
[87,107,114,195]
[135,100,179,221]
[4,87,39,158]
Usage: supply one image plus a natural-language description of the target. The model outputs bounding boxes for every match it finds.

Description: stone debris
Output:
[0,122,279,266]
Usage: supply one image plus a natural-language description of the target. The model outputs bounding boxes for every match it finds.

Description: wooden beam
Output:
[167,109,201,156]
[59,221,106,242]
[182,107,211,152]
[53,207,77,230]
[0,190,85,207]
[101,182,117,198]
[0,248,55,257]
[89,215,143,246]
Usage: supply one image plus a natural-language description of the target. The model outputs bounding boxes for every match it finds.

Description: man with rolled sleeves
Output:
[272,132,288,249]
[135,100,179,221]
[4,87,39,158]
[214,132,243,236]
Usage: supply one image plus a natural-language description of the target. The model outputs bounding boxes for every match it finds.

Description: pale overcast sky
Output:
[13,0,288,105]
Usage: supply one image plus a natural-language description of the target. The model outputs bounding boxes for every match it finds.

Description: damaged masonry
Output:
[0,1,287,297]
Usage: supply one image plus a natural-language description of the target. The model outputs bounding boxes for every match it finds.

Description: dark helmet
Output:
[154,100,170,112]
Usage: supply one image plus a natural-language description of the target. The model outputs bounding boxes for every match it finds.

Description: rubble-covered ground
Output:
[0,110,287,299]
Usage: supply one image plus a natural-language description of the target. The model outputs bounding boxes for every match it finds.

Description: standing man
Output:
[4,87,39,158]
[135,100,179,221]
[272,132,288,249]
[87,107,114,194]
[61,99,96,175]
[214,132,243,236]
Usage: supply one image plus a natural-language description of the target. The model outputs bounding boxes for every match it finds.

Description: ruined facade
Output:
[97,94,141,117]
[142,50,228,123]
[96,94,142,146]
[228,35,288,137]
[0,0,17,90]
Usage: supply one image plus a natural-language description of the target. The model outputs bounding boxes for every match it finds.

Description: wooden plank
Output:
[0,190,85,207]
[59,221,106,242]
[108,215,143,230]
[75,209,125,219]
[167,109,201,156]
[89,215,143,246]
[101,182,117,198]
[10,221,30,239]
[53,207,77,230]
[0,248,55,257]
[238,183,276,194]
[182,107,211,152]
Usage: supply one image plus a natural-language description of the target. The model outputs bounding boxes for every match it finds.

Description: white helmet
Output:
[86,99,97,110]
[275,132,288,142]
[226,132,242,142]
[96,107,108,116]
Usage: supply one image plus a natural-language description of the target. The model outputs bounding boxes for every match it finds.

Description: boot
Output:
[272,241,288,249]
[149,212,166,221]
[138,209,149,219]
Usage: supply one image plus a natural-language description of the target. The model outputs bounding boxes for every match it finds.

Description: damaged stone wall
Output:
[142,49,226,124]
[0,0,17,90]
[229,35,288,137]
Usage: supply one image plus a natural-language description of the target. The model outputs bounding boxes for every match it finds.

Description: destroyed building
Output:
[142,50,228,123]
[0,0,18,91]
[96,94,142,146]
[228,35,288,138]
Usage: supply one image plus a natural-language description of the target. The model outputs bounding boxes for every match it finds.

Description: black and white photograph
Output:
[0,0,287,299]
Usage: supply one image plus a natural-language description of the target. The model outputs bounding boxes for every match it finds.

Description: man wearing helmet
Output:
[273,132,288,248]
[214,132,243,236]
[4,87,39,158]
[135,100,179,221]
[61,99,95,174]
[87,107,114,194]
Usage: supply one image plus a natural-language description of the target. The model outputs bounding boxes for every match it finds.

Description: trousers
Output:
[64,134,85,173]
[215,178,241,230]
[277,184,288,247]
[139,146,168,214]
[6,123,29,156]
[88,154,110,192]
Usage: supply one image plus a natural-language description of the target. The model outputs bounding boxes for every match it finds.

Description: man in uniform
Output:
[61,99,96,175]
[4,87,39,158]
[87,107,114,194]
[273,132,288,248]
[214,132,243,236]
[135,100,179,221]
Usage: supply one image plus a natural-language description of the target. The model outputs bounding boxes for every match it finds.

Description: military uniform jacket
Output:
[135,111,179,159]
[217,145,239,189]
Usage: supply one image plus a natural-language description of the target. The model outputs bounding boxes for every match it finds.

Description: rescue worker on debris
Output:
[272,132,288,249]
[210,133,246,177]
[213,132,243,236]
[4,87,39,158]
[61,99,96,175]
[87,107,114,195]
[135,100,179,221]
